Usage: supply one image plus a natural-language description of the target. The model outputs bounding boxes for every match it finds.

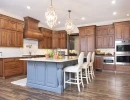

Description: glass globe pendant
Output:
[65,10,74,34]
[45,0,57,28]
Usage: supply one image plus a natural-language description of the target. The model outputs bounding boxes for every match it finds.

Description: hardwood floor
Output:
[0,72,130,100]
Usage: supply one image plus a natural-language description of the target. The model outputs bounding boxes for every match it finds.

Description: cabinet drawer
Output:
[5,62,23,70]
[5,67,23,77]
[4,58,15,62]
[116,65,130,72]
[103,64,115,71]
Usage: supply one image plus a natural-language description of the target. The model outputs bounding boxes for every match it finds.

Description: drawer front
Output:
[5,62,23,70]
[4,58,14,62]
[116,65,130,72]
[5,67,23,77]
[103,64,115,71]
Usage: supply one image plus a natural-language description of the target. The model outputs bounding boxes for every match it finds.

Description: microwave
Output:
[115,40,130,55]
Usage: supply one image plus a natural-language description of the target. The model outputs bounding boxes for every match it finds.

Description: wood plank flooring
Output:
[0,72,130,100]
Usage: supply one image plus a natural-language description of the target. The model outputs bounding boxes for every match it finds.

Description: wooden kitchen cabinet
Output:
[78,26,96,56]
[59,31,67,49]
[96,25,115,48]
[0,14,24,47]
[114,21,130,40]
[95,56,103,70]
[0,58,26,79]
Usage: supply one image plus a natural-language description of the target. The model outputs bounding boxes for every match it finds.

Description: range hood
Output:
[24,16,43,40]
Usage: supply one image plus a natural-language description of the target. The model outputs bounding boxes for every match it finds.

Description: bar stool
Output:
[64,52,84,92]
[82,52,91,84]
[89,52,95,81]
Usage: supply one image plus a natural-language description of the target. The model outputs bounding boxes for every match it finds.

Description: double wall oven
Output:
[115,40,130,65]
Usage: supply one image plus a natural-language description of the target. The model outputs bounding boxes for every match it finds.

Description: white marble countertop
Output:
[20,57,78,62]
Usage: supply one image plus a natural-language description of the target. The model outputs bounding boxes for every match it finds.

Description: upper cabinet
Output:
[38,27,52,49]
[24,17,43,40]
[96,25,115,49]
[78,26,96,56]
[114,21,130,40]
[0,14,24,47]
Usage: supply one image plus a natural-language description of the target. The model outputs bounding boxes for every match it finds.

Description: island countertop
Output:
[20,56,78,62]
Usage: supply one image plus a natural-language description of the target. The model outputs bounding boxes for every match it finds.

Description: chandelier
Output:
[45,0,57,28]
[65,10,74,34]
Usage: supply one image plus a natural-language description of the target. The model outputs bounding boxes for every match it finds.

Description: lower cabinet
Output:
[103,64,115,71]
[27,61,57,87]
[45,63,57,87]
[95,56,103,70]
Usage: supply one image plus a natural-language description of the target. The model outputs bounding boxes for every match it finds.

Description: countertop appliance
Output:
[103,56,115,65]
[115,40,130,65]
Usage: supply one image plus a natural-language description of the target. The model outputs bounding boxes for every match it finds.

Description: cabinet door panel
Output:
[45,63,57,87]
[102,36,108,48]
[123,24,130,40]
[108,35,115,48]
[16,32,23,47]
[9,21,16,30]
[115,25,122,40]
[108,27,114,34]
[96,36,102,48]
[27,61,36,83]
[9,31,16,46]
[87,35,95,52]
[95,57,103,69]
[80,36,86,54]
[17,23,23,32]
[35,62,45,86]
[1,29,9,46]
[0,18,10,29]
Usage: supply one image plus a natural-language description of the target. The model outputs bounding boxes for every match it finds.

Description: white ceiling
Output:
[0,0,130,29]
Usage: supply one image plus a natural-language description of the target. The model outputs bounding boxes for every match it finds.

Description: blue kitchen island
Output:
[20,57,78,93]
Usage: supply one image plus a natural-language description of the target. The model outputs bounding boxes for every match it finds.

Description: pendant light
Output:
[65,10,74,34]
[45,0,57,28]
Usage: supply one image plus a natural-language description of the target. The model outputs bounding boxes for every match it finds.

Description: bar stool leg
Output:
[77,72,80,92]
[85,69,89,84]
[80,71,84,88]
[69,72,71,86]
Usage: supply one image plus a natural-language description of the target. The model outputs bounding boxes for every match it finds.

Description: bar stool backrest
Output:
[91,52,95,63]
[77,52,84,70]
[87,52,91,65]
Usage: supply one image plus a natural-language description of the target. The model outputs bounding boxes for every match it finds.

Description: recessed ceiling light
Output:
[127,14,129,16]
[58,21,60,24]
[27,6,30,9]
[113,12,117,15]
[82,17,85,20]
[112,0,116,4]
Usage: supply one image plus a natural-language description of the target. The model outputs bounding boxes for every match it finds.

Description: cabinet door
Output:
[96,27,103,35]
[87,35,95,52]
[0,18,10,29]
[0,29,9,46]
[35,62,46,86]
[80,36,86,55]
[27,61,36,83]
[9,21,16,31]
[9,31,16,46]
[95,57,103,69]
[16,32,23,47]
[115,24,123,40]
[45,63,57,87]
[17,23,24,32]
[79,28,86,36]
[122,24,130,40]
[102,36,108,48]
[47,37,52,49]
[108,35,115,48]
[96,36,102,48]
[52,38,59,49]
[108,27,114,35]
[85,28,94,35]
